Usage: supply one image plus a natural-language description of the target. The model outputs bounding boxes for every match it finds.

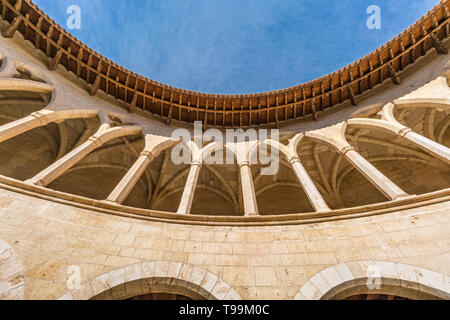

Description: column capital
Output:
[340,145,355,155]
[191,160,202,167]
[288,156,301,166]
[140,150,155,159]
[397,127,412,137]
[30,111,50,126]
[239,161,250,168]
[88,135,104,147]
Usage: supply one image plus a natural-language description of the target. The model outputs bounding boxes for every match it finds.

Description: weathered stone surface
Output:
[0,2,449,301]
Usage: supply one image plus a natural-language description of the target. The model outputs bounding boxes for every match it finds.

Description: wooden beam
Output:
[231,100,235,128]
[302,87,306,116]
[398,40,405,70]
[421,25,427,56]
[48,32,65,71]
[274,96,279,129]
[48,50,63,71]
[76,47,83,76]
[293,91,297,119]
[89,61,102,96]
[187,99,191,122]
[430,33,448,55]
[223,100,226,127]
[248,99,252,126]
[166,103,173,126]
[35,17,43,48]
[284,93,288,119]
[387,45,394,60]
[15,0,23,11]
[166,92,174,125]
[368,58,374,89]
[129,92,138,113]
[357,64,363,92]
[311,98,318,121]
[348,83,356,106]
[376,49,384,82]
[196,96,200,122]
[105,64,112,93]
[124,74,130,102]
[319,82,325,111]
[388,62,400,85]
[113,75,119,96]
[86,54,94,80]
[178,94,183,121]
[2,15,23,38]
[161,88,165,115]
[257,101,261,126]
[1,2,7,19]
[410,33,416,63]
[239,99,243,127]
[214,99,217,126]
[203,98,208,131]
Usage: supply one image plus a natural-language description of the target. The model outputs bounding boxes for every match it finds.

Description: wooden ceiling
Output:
[1,0,449,128]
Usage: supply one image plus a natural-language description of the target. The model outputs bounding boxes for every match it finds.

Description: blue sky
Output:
[34,0,439,94]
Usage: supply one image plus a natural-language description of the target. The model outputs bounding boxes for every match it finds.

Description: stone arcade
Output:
[0,0,449,300]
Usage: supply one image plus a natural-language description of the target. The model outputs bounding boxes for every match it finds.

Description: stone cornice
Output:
[0,174,449,227]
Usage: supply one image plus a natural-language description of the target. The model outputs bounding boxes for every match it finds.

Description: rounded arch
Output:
[200,141,241,165]
[294,261,449,300]
[58,261,242,300]
[345,121,450,197]
[0,238,25,300]
[247,138,291,165]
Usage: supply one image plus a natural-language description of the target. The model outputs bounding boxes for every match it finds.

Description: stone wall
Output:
[0,2,449,300]
[0,187,448,299]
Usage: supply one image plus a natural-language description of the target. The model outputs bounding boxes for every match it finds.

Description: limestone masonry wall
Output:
[0,0,449,300]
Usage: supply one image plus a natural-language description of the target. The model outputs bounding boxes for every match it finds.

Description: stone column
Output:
[401,128,450,164]
[0,78,53,93]
[342,146,408,200]
[0,109,98,145]
[26,124,141,187]
[177,161,201,215]
[289,156,330,212]
[239,161,259,216]
[106,150,154,204]
[107,135,180,205]
[306,122,409,201]
[0,111,50,144]
[348,104,450,165]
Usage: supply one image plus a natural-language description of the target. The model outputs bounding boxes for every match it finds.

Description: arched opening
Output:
[147,147,190,213]
[323,281,444,300]
[191,162,241,216]
[342,293,410,300]
[59,262,242,300]
[0,122,57,180]
[346,124,450,197]
[189,147,241,216]
[295,261,449,300]
[394,106,450,148]
[0,101,96,181]
[128,293,193,300]
[47,130,147,204]
[91,278,210,300]
[295,136,376,209]
[251,143,315,215]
